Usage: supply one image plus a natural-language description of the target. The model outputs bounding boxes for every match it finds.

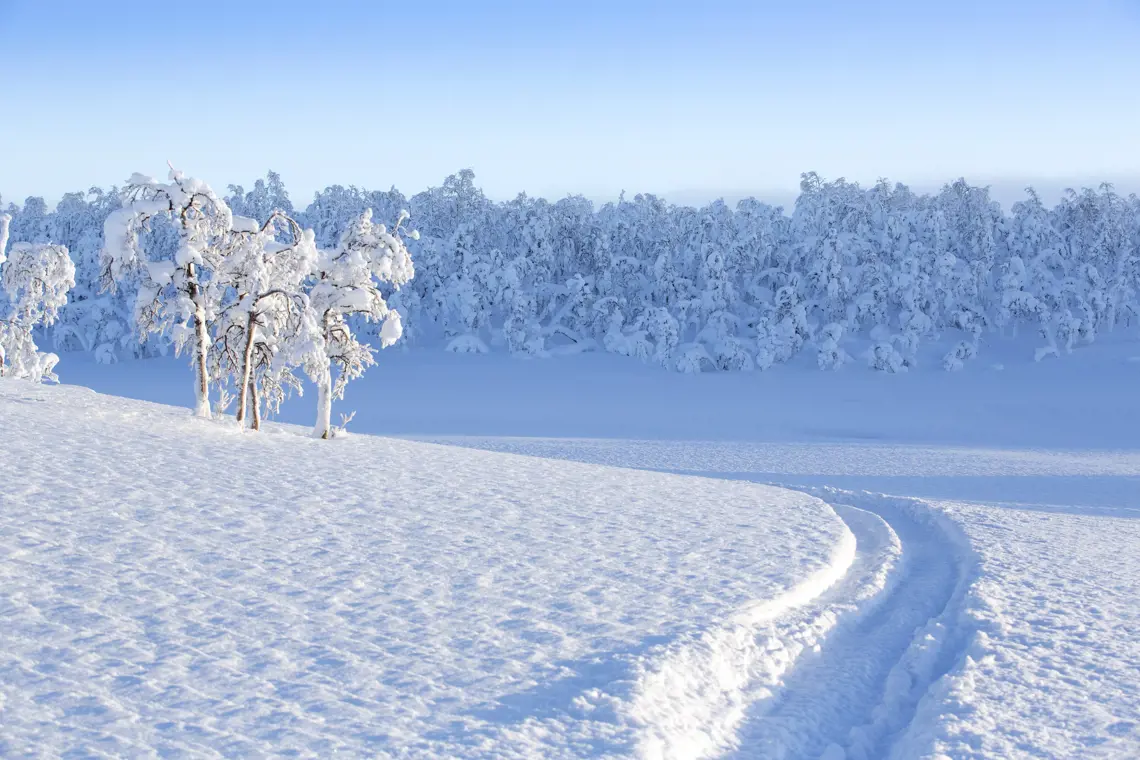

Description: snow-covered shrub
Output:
[445,334,489,354]
[697,312,754,371]
[601,309,652,362]
[754,346,775,371]
[674,342,714,373]
[868,341,907,373]
[816,322,850,370]
[645,307,680,367]
[943,340,977,372]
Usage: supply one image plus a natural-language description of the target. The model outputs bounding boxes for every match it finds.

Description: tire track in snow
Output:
[624,524,859,760]
[418,438,979,759]
[624,502,899,760]
[721,492,976,760]
[625,490,977,760]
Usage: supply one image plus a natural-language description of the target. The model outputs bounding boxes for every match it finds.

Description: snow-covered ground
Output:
[5,340,1140,758]
[0,381,852,758]
[442,437,1140,758]
[57,332,1140,449]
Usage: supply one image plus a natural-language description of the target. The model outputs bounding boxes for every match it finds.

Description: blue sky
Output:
[2,0,1139,205]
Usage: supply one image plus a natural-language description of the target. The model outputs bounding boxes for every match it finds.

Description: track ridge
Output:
[625,520,861,760]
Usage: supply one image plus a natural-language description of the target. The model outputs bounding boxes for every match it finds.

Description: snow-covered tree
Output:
[7,164,1139,386]
[212,211,318,428]
[226,170,294,222]
[0,216,76,382]
[0,214,9,264]
[304,208,416,439]
[46,188,136,362]
[101,166,237,417]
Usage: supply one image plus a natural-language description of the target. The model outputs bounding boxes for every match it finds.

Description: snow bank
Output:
[0,382,847,757]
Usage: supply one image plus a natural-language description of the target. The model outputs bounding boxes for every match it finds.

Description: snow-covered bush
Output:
[816,322,850,370]
[943,340,978,372]
[868,341,907,373]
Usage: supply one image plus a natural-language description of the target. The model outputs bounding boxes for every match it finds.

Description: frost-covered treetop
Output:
[101,165,235,287]
[3,242,76,325]
[320,208,416,288]
[311,208,416,329]
[222,210,318,298]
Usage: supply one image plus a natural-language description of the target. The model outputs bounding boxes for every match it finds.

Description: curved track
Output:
[721,495,973,760]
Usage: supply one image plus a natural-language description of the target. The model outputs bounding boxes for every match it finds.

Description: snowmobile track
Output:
[722,492,977,760]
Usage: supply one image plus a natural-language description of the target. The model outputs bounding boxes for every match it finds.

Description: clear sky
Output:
[1,0,1139,205]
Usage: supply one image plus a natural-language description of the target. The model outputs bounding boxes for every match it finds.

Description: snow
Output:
[231,214,261,234]
[896,500,1140,759]
[0,381,847,758]
[6,330,1140,757]
[428,435,1139,759]
[58,334,1140,450]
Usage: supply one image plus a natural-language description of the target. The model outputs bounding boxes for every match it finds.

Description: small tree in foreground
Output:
[101,166,236,417]
[0,214,77,382]
[304,208,416,439]
[212,211,317,428]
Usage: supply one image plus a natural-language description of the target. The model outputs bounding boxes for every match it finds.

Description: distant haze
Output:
[658,176,1140,212]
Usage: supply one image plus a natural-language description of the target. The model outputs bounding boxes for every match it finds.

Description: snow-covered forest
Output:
[4,169,1140,381]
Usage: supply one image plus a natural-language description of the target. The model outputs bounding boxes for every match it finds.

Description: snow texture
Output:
[443,435,1139,759]
[5,339,1140,757]
[0,381,847,758]
[894,499,1140,759]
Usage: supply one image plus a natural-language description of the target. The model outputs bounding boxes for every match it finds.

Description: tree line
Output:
[3,167,1138,411]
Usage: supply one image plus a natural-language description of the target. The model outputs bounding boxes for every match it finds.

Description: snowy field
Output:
[440,439,1140,758]
[3,340,1140,758]
[0,381,851,758]
[57,332,1140,449]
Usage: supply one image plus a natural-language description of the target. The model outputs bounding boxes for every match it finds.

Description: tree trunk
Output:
[187,266,211,418]
[250,378,261,431]
[236,310,256,425]
[313,312,333,439]
[313,362,332,439]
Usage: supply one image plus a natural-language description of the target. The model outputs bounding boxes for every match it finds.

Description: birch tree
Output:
[101,166,236,417]
[304,208,416,439]
[212,211,317,427]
